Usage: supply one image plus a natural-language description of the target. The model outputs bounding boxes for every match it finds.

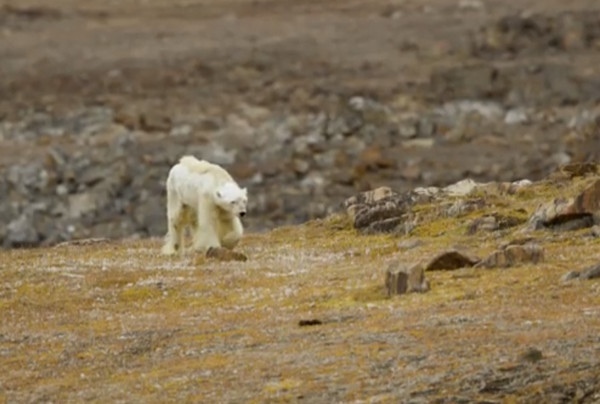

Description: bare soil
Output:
[2,174,600,403]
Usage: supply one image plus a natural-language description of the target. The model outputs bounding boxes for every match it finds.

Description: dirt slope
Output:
[2,170,600,403]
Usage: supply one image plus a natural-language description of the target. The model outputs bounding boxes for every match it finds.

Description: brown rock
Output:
[206,247,248,262]
[113,107,139,130]
[385,261,430,296]
[140,111,172,132]
[566,179,600,216]
[519,347,543,363]
[528,180,600,231]
[291,158,311,175]
[475,244,544,269]
[358,145,395,171]
[425,250,479,271]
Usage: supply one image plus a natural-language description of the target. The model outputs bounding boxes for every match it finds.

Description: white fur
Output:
[161,156,248,255]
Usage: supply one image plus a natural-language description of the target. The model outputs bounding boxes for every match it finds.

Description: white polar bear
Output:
[161,155,248,255]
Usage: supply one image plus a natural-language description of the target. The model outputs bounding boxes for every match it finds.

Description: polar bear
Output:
[161,156,248,255]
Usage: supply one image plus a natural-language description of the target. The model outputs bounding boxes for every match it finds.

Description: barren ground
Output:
[2,1,600,403]
[3,173,600,403]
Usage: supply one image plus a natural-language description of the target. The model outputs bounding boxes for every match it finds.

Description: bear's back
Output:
[179,155,234,183]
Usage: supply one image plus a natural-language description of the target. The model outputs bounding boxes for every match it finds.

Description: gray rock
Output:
[68,192,97,219]
[467,213,525,234]
[580,263,600,280]
[7,163,49,194]
[169,124,193,137]
[385,261,430,296]
[444,178,480,197]
[5,213,39,247]
[504,109,529,125]
[561,270,580,283]
[397,239,424,250]
[348,96,390,125]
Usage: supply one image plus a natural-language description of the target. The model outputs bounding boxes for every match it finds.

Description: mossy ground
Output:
[2,177,600,403]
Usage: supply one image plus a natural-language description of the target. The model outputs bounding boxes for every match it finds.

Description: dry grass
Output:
[2,178,600,403]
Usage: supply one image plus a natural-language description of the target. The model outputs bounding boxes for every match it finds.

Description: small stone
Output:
[425,250,479,271]
[358,146,395,170]
[467,213,525,235]
[298,319,323,327]
[353,200,410,230]
[206,247,248,262]
[401,138,435,149]
[68,192,97,219]
[344,187,399,220]
[5,213,39,248]
[397,239,423,250]
[499,237,537,249]
[291,159,311,175]
[169,124,193,137]
[519,347,543,363]
[400,165,422,181]
[56,184,69,196]
[411,187,440,203]
[504,109,529,125]
[476,244,544,269]
[348,96,390,125]
[444,178,479,197]
[385,261,430,296]
[561,271,580,283]
[445,198,486,217]
[140,111,172,132]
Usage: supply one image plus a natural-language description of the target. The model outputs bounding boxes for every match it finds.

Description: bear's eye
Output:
[230,201,235,205]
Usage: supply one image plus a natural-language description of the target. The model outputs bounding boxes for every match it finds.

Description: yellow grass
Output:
[1,176,600,402]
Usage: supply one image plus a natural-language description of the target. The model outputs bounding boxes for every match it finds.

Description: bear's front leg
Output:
[221,217,244,250]
[192,197,221,252]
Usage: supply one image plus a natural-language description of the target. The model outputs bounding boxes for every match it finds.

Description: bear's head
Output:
[214,182,248,217]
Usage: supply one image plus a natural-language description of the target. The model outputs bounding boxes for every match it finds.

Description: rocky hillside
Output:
[2,1,600,247]
[2,165,600,402]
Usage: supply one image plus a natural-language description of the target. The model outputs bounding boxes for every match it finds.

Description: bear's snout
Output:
[240,211,246,217]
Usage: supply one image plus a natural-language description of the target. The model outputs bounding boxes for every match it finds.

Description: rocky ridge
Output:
[2,9,600,247]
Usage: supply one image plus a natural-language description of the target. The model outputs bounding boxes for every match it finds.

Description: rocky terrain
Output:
[2,164,600,402]
[2,0,600,247]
